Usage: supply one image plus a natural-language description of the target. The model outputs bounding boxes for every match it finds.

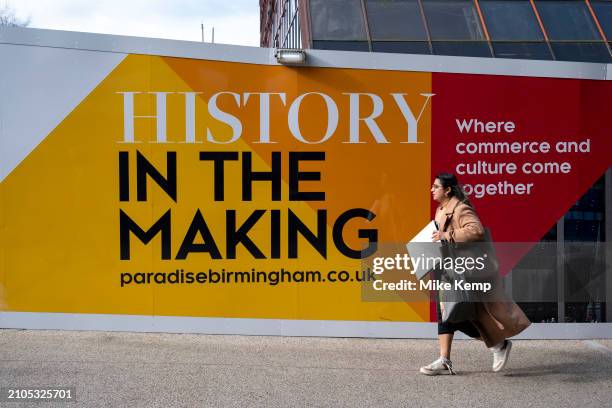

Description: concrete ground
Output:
[0,330,611,407]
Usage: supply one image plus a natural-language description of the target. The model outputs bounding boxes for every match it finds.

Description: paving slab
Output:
[0,330,611,407]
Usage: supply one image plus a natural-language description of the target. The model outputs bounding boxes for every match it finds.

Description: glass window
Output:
[422,0,485,40]
[519,303,559,323]
[563,177,606,322]
[492,42,553,60]
[432,41,492,57]
[480,1,544,40]
[551,42,611,62]
[565,302,606,322]
[592,1,612,39]
[365,0,428,40]
[312,40,370,51]
[564,177,605,242]
[310,0,367,40]
[536,1,602,40]
[372,41,431,54]
[514,224,559,323]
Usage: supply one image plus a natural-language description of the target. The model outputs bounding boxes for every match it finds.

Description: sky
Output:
[8,0,260,46]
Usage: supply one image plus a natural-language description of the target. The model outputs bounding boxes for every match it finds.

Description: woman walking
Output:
[420,173,530,375]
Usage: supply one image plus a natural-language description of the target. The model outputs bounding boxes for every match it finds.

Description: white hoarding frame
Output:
[1,26,611,338]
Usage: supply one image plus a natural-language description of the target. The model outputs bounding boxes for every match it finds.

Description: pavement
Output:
[1,329,611,407]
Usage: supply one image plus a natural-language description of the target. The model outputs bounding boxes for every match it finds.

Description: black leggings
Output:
[436,296,480,338]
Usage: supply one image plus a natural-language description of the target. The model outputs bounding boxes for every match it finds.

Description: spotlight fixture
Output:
[275,48,306,65]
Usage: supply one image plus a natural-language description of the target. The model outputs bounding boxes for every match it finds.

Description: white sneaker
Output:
[492,340,512,372]
[419,357,456,375]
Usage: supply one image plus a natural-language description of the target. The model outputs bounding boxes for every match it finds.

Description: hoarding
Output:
[1,29,611,335]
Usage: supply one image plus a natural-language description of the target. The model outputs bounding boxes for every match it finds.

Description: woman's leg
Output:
[439,333,453,359]
[436,300,455,359]
[421,299,457,375]
[421,332,456,375]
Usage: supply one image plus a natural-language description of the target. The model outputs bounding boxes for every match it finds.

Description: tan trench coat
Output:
[435,197,531,347]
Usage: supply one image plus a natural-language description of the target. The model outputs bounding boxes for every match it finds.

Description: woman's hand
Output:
[431,231,446,242]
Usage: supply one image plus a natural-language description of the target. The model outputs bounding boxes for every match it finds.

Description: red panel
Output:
[429,73,612,321]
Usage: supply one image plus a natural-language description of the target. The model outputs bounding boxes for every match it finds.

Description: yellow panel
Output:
[1,54,432,322]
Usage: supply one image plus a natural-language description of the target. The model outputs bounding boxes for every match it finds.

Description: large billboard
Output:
[1,30,611,335]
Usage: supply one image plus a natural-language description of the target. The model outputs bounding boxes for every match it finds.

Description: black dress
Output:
[435,269,480,338]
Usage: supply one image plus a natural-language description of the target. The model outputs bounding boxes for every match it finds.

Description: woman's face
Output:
[431,178,448,203]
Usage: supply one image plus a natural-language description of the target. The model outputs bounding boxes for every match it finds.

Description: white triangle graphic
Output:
[0,44,126,182]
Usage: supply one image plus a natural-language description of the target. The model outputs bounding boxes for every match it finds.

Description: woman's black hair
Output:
[435,172,472,206]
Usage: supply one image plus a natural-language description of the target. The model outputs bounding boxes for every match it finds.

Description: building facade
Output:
[261,0,612,63]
